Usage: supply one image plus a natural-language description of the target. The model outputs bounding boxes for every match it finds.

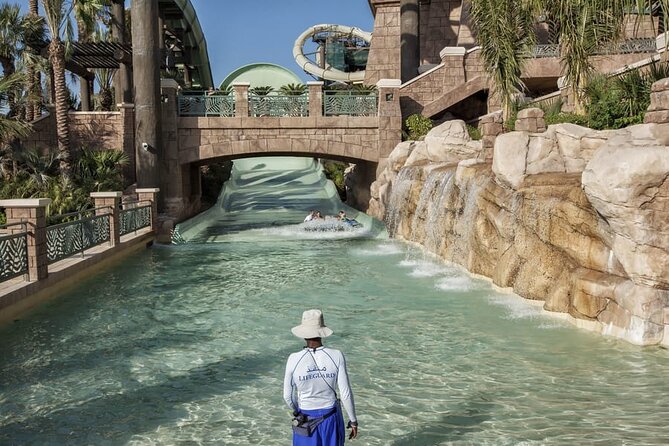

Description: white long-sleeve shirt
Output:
[283,346,357,423]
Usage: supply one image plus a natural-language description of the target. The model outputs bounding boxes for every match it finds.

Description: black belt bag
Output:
[292,406,338,437]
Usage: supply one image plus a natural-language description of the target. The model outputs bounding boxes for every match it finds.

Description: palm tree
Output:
[539,0,630,114]
[279,83,307,96]
[470,0,536,121]
[74,0,108,111]
[0,4,32,118]
[92,27,115,110]
[249,85,274,96]
[39,0,77,180]
[0,73,31,178]
[26,0,40,121]
[0,73,31,145]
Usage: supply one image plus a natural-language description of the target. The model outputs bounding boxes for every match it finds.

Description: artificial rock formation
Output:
[370,112,669,346]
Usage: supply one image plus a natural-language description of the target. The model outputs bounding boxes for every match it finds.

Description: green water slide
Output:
[161,0,214,89]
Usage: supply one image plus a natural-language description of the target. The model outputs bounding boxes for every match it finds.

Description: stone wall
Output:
[365,1,401,85]
[419,0,464,64]
[177,117,383,164]
[369,107,669,346]
[399,66,447,117]
[21,108,136,183]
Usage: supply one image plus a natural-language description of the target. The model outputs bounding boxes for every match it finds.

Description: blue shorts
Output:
[293,403,345,446]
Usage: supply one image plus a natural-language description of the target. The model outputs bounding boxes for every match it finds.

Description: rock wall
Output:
[369,110,669,347]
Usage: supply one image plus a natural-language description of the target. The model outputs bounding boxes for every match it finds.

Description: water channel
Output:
[1,158,668,445]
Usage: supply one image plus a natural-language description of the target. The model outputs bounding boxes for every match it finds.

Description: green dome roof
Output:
[219,63,303,90]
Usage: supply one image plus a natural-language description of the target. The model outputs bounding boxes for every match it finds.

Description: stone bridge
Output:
[159,79,402,218]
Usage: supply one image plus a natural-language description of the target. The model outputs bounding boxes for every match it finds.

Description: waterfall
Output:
[385,166,422,237]
[422,170,456,253]
[410,169,454,248]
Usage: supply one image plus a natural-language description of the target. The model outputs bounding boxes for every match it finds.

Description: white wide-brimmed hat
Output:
[291,309,333,339]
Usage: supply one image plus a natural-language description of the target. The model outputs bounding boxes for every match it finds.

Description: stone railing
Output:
[531,38,657,58]
[249,94,309,117]
[0,222,29,282]
[178,94,235,117]
[0,189,159,285]
[177,85,378,118]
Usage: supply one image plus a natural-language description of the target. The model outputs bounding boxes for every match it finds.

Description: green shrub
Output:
[544,112,589,127]
[249,86,274,96]
[322,160,347,200]
[200,161,232,205]
[466,124,482,140]
[404,114,433,140]
[0,148,129,222]
[279,83,307,96]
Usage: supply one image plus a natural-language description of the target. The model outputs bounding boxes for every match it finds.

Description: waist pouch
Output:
[292,406,337,437]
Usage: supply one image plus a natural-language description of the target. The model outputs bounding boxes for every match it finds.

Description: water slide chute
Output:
[293,24,372,83]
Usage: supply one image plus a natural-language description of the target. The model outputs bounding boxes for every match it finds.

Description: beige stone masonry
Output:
[645,77,669,125]
[91,192,122,246]
[516,108,547,133]
[0,199,51,281]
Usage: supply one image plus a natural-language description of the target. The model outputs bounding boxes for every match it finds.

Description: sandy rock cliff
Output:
[369,106,669,346]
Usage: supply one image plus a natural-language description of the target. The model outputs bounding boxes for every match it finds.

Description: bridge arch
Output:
[180,137,376,166]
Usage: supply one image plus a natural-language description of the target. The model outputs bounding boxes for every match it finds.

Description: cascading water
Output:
[409,168,455,250]
[175,157,385,242]
[3,158,669,444]
[422,170,456,253]
[385,166,423,237]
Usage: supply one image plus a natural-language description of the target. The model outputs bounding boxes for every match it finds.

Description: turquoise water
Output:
[2,158,669,445]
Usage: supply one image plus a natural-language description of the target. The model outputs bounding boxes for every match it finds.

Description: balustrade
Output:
[176,90,379,117]
[119,202,153,235]
[0,190,158,285]
[249,94,308,117]
[324,91,378,116]
[0,222,29,281]
[531,38,657,58]
[178,94,235,117]
[46,208,112,264]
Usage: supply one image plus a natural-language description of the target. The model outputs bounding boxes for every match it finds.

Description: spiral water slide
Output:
[293,24,372,83]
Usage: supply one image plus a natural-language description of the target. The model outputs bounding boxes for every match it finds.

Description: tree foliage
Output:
[470,0,536,120]
[404,114,433,141]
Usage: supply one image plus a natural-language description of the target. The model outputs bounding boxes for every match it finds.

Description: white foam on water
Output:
[351,243,404,257]
[245,224,370,241]
[408,261,448,278]
[487,294,546,320]
[435,275,476,291]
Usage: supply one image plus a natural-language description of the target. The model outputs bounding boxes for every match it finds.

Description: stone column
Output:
[307,81,324,117]
[479,112,503,159]
[377,79,403,159]
[80,77,92,111]
[0,198,51,281]
[400,0,420,82]
[233,82,250,117]
[136,188,160,231]
[111,0,132,104]
[515,108,546,133]
[365,1,401,85]
[90,192,121,246]
[119,103,136,184]
[132,0,161,189]
[439,47,466,90]
[645,77,669,146]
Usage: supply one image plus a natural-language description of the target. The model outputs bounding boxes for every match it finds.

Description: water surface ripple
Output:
[1,239,669,445]
[2,156,669,445]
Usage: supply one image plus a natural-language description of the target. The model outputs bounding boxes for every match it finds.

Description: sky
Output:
[10,0,375,84]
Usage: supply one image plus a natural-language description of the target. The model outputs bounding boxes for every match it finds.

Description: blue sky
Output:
[11,0,374,84]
